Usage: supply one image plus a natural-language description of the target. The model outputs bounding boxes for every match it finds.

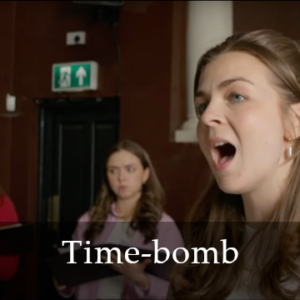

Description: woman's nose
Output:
[118,169,126,181]
[200,100,226,128]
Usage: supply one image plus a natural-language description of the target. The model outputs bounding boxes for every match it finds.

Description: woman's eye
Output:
[231,93,245,102]
[195,103,208,118]
[108,169,115,174]
[128,167,134,172]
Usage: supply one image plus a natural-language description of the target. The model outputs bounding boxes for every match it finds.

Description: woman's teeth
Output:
[214,142,225,147]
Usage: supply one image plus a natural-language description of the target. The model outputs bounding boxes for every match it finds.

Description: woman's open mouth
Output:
[210,139,236,171]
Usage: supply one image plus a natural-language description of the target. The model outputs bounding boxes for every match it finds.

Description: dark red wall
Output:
[0,1,205,226]
[0,2,15,195]
[233,1,300,39]
[118,1,206,221]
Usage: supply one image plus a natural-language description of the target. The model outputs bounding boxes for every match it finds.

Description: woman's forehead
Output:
[107,150,141,166]
[198,51,273,91]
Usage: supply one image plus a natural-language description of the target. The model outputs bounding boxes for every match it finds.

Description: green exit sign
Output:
[52,61,98,92]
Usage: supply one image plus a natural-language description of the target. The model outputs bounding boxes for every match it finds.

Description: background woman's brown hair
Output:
[171,29,300,299]
[84,140,165,244]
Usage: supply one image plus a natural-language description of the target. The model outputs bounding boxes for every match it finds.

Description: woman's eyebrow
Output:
[124,163,136,167]
[195,77,254,100]
[107,163,137,168]
[218,77,254,88]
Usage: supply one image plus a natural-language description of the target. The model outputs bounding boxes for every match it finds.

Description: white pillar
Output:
[175,1,233,143]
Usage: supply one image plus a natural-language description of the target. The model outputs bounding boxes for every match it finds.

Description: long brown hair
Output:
[84,140,165,244]
[171,29,300,299]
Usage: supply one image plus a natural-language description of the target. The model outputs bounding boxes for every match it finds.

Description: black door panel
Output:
[36,97,119,299]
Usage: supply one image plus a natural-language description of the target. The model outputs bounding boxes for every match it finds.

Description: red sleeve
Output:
[0,195,20,281]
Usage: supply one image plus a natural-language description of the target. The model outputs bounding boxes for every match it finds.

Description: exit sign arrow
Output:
[76,67,87,86]
[52,61,98,92]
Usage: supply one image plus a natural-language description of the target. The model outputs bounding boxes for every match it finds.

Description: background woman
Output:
[55,140,184,299]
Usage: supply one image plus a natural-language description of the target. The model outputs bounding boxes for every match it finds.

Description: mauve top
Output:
[60,204,185,300]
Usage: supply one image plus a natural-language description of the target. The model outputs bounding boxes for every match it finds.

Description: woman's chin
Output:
[216,179,244,195]
[116,193,131,200]
[116,191,136,201]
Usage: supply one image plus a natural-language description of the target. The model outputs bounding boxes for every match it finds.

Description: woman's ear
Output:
[142,168,150,184]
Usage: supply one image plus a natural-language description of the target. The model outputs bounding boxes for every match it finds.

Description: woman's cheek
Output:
[235,108,264,130]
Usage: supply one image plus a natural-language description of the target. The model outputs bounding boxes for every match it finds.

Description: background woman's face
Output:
[106,150,149,200]
[195,51,287,194]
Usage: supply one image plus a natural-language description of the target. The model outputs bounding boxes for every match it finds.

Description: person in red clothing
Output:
[0,186,19,299]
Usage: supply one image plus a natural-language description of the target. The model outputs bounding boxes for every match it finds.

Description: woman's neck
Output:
[115,193,141,222]
[242,192,277,223]
[242,160,292,224]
